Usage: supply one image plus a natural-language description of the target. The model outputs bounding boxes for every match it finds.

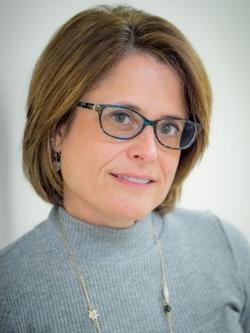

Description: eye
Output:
[105,109,138,128]
[102,107,143,137]
[110,111,131,124]
[160,121,179,136]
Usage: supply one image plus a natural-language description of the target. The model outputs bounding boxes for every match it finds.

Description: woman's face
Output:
[56,53,186,228]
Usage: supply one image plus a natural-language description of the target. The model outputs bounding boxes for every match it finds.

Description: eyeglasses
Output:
[77,101,202,150]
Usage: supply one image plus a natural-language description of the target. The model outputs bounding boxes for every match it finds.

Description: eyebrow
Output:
[109,101,188,120]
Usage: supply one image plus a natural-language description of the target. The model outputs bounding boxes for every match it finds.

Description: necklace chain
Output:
[58,214,175,333]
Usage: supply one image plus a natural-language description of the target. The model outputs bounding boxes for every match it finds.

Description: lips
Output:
[110,173,155,184]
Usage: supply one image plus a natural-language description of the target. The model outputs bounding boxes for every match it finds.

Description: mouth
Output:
[110,173,155,186]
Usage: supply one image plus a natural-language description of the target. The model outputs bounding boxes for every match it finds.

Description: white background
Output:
[1,0,249,249]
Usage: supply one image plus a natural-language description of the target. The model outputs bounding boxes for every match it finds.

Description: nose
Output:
[126,126,158,163]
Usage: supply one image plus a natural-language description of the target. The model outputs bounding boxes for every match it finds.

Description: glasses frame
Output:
[77,101,202,150]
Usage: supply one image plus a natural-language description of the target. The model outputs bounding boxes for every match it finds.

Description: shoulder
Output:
[0,207,59,281]
[160,207,250,297]
[157,208,250,331]
[0,220,46,266]
[0,219,49,319]
[162,207,250,262]
[0,207,61,328]
[162,207,250,330]
[0,207,62,316]
[163,207,249,249]
[0,217,51,263]
[0,221,48,293]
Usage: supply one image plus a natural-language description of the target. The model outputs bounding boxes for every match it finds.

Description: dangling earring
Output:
[54,152,61,172]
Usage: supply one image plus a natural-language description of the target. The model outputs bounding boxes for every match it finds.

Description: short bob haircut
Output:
[23,5,212,215]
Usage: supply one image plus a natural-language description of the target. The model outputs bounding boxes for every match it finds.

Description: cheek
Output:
[158,156,180,204]
[61,141,93,180]
[161,151,181,186]
[60,131,115,185]
[59,127,88,185]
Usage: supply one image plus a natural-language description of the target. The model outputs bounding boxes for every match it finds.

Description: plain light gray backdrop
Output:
[1,0,249,249]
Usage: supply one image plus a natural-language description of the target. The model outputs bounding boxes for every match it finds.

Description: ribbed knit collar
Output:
[48,206,159,261]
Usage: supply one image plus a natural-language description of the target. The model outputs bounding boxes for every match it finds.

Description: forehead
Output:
[83,52,186,119]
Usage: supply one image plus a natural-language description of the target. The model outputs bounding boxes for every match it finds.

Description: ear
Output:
[51,125,67,153]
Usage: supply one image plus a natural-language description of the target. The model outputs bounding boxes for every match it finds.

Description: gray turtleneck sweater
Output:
[0,206,249,332]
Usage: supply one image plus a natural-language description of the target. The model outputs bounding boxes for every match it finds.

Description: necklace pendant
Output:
[163,286,171,314]
[163,286,170,301]
[163,297,171,313]
[163,286,171,310]
[88,308,100,322]
[163,303,171,313]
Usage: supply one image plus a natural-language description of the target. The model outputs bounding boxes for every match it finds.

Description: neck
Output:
[51,206,158,261]
[63,201,139,229]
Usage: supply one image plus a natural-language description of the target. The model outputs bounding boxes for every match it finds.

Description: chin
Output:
[113,202,156,223]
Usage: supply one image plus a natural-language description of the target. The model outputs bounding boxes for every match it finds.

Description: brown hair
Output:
[22,5,212,214]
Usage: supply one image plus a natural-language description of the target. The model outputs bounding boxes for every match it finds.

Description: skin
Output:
[54,52,187,228]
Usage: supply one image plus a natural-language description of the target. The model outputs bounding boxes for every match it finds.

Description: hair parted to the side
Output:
[22,5,212,215]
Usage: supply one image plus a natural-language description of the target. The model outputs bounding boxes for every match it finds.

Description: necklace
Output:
[58,213,175,333]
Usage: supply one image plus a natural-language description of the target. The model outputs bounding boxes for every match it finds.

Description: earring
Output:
[54,152,61,172]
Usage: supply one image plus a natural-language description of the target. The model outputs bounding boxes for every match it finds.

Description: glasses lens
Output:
[156,118,196,149]
[101,107,143,139]
[180,122,197,148]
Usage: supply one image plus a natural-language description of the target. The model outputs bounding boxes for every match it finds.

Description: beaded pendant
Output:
[163,286,171,313]
[88,308,100,321]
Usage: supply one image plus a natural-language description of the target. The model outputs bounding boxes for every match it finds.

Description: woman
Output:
[0,5,249,333]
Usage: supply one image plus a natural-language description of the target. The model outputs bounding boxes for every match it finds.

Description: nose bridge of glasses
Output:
[135,118,158,145]
[141,118,159,140]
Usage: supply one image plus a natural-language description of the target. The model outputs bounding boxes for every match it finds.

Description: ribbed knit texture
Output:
[0,206,249,332]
